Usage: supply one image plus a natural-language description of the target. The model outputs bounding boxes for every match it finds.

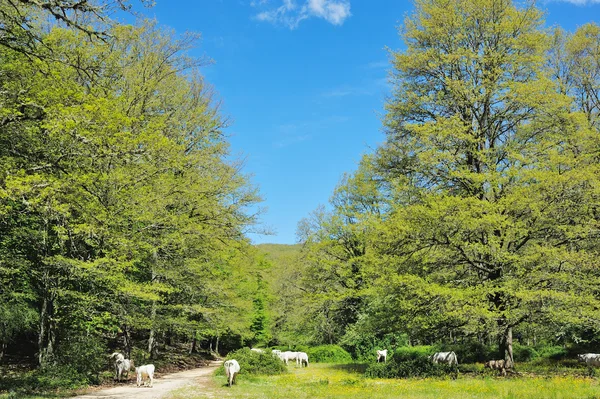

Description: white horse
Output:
[135,364,155,387]
[110,352,132,381]
[224,359,240,387]
[376,349,388,363]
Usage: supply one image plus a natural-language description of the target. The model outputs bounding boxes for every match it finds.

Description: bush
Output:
[0,367,89,395]
[440,341,494,364]
[54,335,106,384]
[392,346,436,361]
[306,345,352,363]
[340,330,409,361]
[365,355,457,379]
[535,345,568,360]
[513,344,539,362]
[217,348,286,376]
[364,346,457,379]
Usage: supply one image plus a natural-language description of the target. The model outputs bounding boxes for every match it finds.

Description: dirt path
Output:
[72,361,221,399]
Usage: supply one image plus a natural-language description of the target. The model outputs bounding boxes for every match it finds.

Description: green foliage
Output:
[306,345,352,363]
[364,349,457,379]
[535,345,568,360]
[512,344,539,362]
[440,342,494,364]
[217,348,287,376]
[0,2,263,390]
[0,367,89,396]
[340,330,409,361]
[53,334,106,383]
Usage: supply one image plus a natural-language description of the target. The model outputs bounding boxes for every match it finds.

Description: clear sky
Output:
[127,0,600,245]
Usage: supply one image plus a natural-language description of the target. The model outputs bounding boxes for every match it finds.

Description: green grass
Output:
[169,363,600,399]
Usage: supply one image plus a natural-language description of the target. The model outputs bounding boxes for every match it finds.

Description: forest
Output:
[2,0,600,397]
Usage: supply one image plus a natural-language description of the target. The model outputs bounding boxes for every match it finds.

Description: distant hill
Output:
[255,243,303,263]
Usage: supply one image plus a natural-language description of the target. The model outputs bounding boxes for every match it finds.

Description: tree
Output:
[0,16,262,369]
[0,0,152,56]
[368,0,600,365]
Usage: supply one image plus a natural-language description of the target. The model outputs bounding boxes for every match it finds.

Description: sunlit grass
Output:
[169,363,600,399]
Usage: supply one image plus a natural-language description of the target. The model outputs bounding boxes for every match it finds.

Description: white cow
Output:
[251,348,265,354]
[272,349,282,357]
[135,364,155,388]
[578,353,600,366]
[297,352,309,367]
[431,351,458,365]
[224,359,241,387]
[376,349,388,363]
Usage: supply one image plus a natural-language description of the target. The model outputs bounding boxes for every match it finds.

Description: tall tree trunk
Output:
[189,330,197,354]
[215,335,220,356]
[499,327,514,368]
[148,299,157,358]
[37,293,55,367]
[148,250,159,359]
[505,327,514,368]
[167,326,173,346]
[123,325,132,359]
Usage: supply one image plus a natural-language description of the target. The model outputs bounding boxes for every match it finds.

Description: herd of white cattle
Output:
[108,349,600,388]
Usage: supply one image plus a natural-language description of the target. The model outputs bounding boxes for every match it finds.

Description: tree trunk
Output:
[506,327,514,367]
[167,326,173,347]
[500,327,514,368]
[37,294,55,367]
[148,252,158,359]
[215,336,220,356]
[123,325,132,359]
[148,300,157,358]
[0,342,5,361]
[190,330,197,354]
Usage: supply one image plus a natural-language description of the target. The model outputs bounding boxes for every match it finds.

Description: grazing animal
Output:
[272,349,282,357]
[224,359,241,387]
[110,352,132,381]
[485,359,508,376]
[297,352,309,367]
[431,351,458,365]
[251,348,265,354]
[281,351,299,365]
[110,352,124,379]
[376,349,388,363]
[578,353,600,367]
[135,364,155,388]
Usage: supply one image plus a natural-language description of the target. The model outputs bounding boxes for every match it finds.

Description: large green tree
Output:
[0,15,262,369]
[368,0,600,364]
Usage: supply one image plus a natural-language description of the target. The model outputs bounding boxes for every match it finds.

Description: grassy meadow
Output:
[169,363,600,399]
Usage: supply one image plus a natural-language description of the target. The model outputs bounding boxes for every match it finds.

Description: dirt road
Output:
[72,361,221,399]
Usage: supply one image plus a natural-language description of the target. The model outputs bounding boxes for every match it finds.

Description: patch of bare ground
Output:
[71,361,221,399]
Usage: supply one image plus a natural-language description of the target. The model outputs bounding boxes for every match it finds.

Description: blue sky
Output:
[127,0,600,245]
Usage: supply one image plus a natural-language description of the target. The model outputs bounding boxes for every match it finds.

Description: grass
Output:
[169,362,600,399]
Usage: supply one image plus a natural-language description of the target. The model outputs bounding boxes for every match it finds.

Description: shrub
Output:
[340,330,409,361]
[535,345,568,360]
[54,335,106,384]
[440,341,494,364]
[364,354,456,379]
[216,348,286,376]
[513,344,539,362]
[364,346,457,379]
[306,345,352,363]
[392,346,436,361]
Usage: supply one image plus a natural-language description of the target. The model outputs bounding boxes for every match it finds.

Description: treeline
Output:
[266,0,600,365]
[0,0,266,379]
